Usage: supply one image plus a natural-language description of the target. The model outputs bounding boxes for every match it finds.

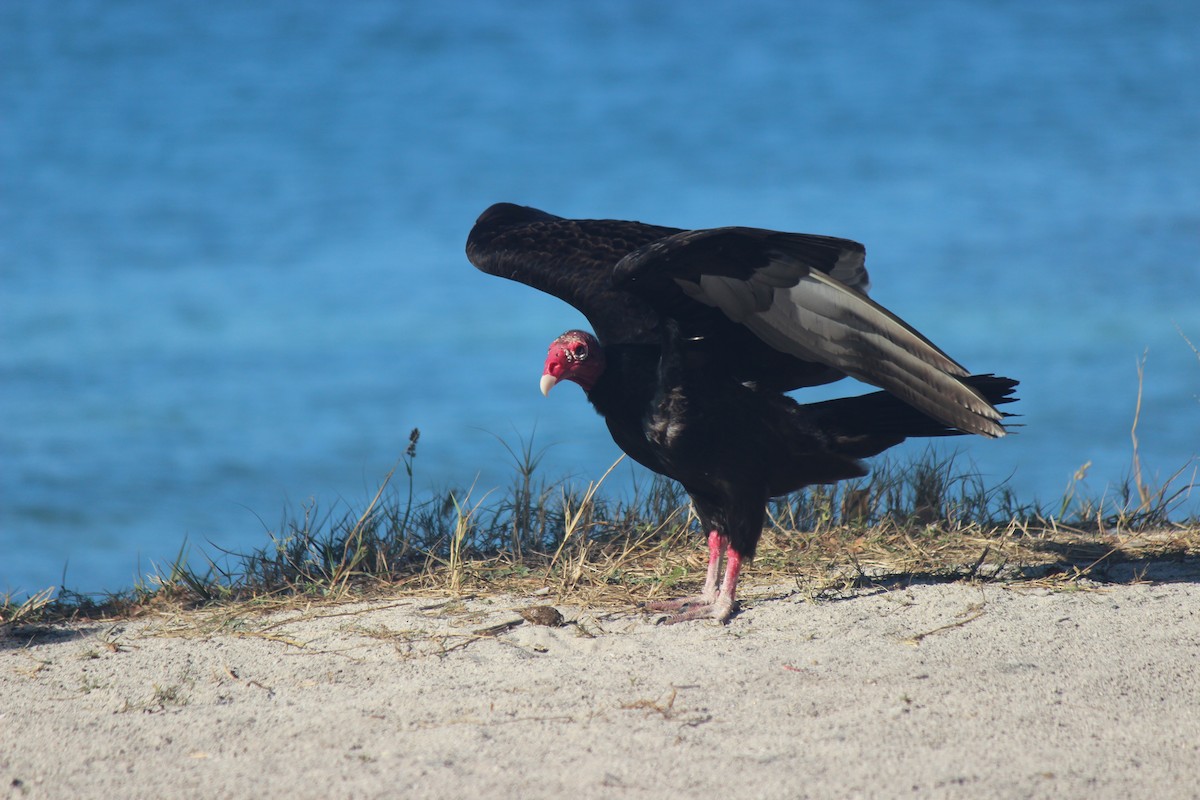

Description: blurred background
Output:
[3,0,1197,595]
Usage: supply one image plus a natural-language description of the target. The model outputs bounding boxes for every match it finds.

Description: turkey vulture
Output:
[467,203,1017,623]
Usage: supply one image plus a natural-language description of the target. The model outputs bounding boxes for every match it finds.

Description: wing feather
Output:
[679,270,1005,437]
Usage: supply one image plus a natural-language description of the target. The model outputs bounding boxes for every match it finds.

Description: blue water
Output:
[3,1,1198,596]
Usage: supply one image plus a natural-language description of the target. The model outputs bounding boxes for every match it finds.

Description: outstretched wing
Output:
[614,227,1006,438]
[467,203,1007,437]
[467,204,854,391]
[465,203,676,345]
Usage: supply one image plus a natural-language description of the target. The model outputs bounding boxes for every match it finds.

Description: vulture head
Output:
[540,330,605,396]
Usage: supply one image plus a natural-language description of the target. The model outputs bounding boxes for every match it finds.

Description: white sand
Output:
[3,573,1199,799]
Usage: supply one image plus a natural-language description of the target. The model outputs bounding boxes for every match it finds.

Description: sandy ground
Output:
[3,568,1199,800]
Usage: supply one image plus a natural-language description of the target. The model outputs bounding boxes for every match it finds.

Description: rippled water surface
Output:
[3,1,1198,593]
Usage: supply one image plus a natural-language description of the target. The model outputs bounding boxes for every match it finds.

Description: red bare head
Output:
[541,330,605,396]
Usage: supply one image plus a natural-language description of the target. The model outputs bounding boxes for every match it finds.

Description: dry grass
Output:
[0,587,56,636]
[6,456,1195,633]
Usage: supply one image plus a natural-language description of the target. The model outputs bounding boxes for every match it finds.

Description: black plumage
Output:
[467,202,1017,622]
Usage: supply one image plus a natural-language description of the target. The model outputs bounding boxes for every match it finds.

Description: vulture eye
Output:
[569,343,587,361]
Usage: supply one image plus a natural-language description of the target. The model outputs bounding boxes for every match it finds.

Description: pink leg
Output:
[646,534,742,623]
[712,546,742,619]
[645,531,725,612]
[699,530,725,603]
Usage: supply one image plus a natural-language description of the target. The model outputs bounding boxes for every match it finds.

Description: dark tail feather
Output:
[807,374,1020,460]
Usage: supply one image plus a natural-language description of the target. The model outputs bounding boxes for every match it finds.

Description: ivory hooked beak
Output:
[539,374,558,397]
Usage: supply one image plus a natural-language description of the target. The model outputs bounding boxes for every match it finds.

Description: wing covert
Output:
[465,203,677,344]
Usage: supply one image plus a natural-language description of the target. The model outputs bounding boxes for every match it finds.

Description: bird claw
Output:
[645,596,738,624]
[643,594,714,612]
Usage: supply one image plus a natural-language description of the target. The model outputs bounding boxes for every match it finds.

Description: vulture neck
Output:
[582,343,659,420]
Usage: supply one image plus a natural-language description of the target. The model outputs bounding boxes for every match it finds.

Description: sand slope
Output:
[3,574,1199,799]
